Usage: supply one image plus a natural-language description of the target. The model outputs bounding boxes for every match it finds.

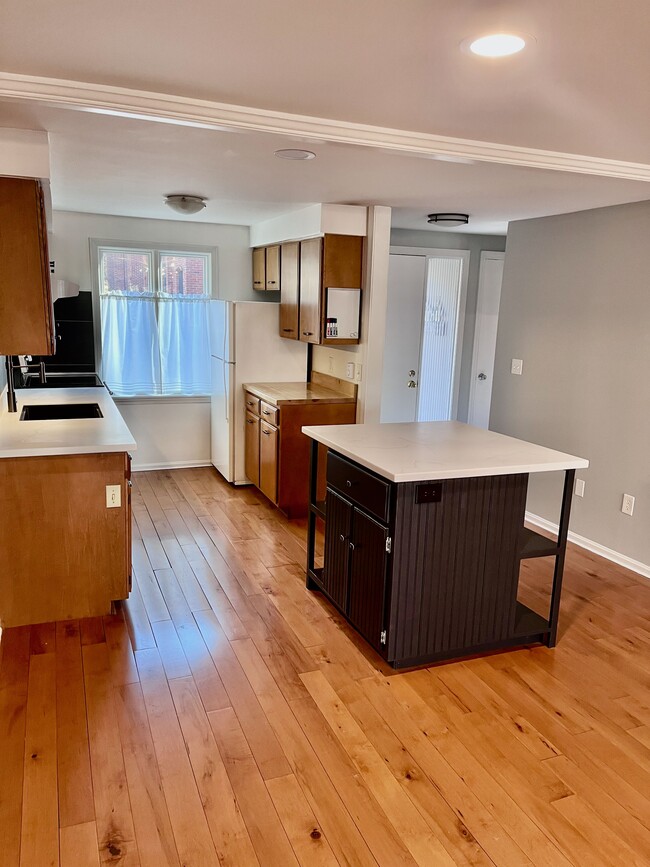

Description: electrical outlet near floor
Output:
[511,358,523,375]
[621,493,635,516]
[106,485,121,508]
[574,478,585,497]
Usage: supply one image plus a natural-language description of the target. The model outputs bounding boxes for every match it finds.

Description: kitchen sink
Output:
[20,403,104,421]
[22,374,104,388]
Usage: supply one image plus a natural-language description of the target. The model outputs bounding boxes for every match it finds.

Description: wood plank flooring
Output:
[1,465,649,866]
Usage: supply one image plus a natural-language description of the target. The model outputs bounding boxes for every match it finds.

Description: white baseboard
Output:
[525,511,650,580]
[132,459,212,472]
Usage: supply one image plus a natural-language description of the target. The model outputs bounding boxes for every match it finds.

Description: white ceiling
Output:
[1,0,649,231]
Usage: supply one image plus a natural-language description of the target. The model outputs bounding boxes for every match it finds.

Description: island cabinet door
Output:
[323,488,352,611]
[348,508,389,650]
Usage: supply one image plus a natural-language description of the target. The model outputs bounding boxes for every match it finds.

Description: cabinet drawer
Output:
[327,451,390,523]
[259,401,279,426]
[244,392,260,415]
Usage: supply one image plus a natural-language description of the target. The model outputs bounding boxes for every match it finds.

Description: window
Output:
[94,242,214,397]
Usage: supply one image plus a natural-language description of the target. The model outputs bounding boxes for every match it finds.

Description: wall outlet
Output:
[621,493,635,516]
[574,478,585,498]
[511,358,523,375]
[346,362,355,380]
[328,356,334,373]
[355,363,362,381]
[106,485,121,508]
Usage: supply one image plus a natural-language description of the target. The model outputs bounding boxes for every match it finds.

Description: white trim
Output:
[114,396,210,405]
[2,72,650,181]
[468,251,505,427]
[132,459,212,471]
[526,511,650,580]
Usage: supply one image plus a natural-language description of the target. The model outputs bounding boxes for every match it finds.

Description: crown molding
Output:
[2,71,650,182]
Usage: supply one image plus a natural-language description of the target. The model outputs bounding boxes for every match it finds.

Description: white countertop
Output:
[0,387,137,458]
[301,421,588,482]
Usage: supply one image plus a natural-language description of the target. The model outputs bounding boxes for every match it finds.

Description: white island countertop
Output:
[302,421,588,482]
[0,386,137,458]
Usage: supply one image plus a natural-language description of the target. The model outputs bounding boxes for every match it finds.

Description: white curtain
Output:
[101,296,211,396]
[159,299,211,395]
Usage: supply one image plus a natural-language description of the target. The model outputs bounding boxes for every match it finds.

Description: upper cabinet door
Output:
[279,242,299,339]
[322,234,363,289]
[0,177,54,355]
[252,248,266,291]
[265,245,281,291]
[299,237,322,344]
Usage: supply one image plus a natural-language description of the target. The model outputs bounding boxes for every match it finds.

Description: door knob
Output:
[407,380,417,388]
[408,370,416,377]
[478,373,487,381]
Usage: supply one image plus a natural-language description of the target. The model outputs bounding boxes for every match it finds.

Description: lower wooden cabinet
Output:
[0,451,132,627]
[259,420,279,503]
[244,411,260,486]
[243,388,356,517]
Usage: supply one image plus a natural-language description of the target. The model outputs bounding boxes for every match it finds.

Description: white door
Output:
[380,254,426,422]
[380,249,469,423]
[468,251,505,428]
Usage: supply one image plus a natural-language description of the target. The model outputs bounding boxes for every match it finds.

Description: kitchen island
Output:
[302,421,588,668]
[0,386,136,627]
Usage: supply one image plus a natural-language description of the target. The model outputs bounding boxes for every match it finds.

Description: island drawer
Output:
[260,400,279,426]
[327,451,390,523]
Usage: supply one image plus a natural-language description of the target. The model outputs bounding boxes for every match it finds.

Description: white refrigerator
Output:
[210,301,308,483]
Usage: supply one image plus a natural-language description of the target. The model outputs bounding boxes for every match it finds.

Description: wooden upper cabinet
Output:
[299,237,322,344]
[323,234,363,289]
[252,247,266,291]
[279,241,299,339]
[265,245,280,291]
[0,177,54,355]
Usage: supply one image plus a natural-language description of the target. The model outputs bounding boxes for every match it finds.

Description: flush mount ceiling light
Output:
[164,194,207,215]
[467,33,527,57]
[427,213,470,228]
[274,148,316,160]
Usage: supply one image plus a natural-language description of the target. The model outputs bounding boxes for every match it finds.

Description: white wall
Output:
[490,200,650,572]
[51,210,255,470]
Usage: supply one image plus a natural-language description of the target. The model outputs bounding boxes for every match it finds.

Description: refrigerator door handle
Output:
[223,362,229,423]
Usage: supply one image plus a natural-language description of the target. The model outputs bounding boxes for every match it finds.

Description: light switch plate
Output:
[106,485,121,508]
[346,362,355,380]
[511,358,523,375]
[574,478,585,498]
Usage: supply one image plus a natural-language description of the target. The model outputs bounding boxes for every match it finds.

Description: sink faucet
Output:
[4,356,47,412]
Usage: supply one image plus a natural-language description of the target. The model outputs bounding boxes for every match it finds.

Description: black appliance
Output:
[12,291,102,389]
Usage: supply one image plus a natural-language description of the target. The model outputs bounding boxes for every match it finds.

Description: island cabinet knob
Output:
[349,541,355,551]
[339,534,346,542]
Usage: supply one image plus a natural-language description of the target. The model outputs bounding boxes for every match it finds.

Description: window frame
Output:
[90,238,218,398]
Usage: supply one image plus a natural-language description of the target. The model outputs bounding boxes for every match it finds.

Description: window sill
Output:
[113,395,211,405]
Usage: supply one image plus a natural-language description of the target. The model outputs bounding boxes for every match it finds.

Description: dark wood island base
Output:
[304,432,580,670]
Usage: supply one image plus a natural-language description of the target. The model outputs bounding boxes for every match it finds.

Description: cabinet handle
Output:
[262,409,272,415]
[268,281,277,285]
[282,328,294,333]
[302,331,314,336]
[246,419,255,424]
[346,479,356,488]
[254,281,263,285]
[262,429,271,436]
[349,541,355,551]
[339,534,346,542]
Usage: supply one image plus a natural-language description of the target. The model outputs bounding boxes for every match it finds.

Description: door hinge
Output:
[385,536,392,554]
[380,630,387,645]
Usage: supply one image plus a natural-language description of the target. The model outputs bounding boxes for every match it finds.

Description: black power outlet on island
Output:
[415,483,442,504]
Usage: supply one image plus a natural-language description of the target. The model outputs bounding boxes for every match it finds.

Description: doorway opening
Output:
[380,248,469,423]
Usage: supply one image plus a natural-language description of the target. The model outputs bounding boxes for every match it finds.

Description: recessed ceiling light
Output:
[468,33,527,57]
[274,149,316,160]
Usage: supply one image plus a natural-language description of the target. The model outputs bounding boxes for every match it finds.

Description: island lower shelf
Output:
[305,441,576,669]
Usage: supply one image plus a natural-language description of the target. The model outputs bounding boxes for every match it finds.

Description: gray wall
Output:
[390,228,507,421]
[490,200,650,567]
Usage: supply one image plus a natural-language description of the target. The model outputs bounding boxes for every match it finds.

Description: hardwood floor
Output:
[1,465,649,866]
